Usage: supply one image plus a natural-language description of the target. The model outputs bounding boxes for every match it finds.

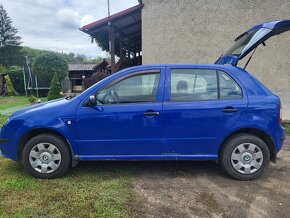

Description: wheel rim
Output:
[231,143,263,175]
[29,143,61,174]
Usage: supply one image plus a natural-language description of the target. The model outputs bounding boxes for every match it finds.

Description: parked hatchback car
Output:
[0,20,288,180]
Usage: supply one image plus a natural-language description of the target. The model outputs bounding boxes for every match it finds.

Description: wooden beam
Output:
[121,20,141,31]
[109,24,115,74]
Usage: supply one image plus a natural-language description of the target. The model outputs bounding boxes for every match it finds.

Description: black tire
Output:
[22,134,71,179]
[219,133,270,181]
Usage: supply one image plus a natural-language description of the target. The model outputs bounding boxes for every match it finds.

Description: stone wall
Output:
[142,0,290,119]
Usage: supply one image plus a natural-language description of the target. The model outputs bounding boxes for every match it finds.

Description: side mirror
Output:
[85,95,96,106]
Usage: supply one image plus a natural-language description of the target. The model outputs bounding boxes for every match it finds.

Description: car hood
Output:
[10,98,72,119]
[215,20,290,66]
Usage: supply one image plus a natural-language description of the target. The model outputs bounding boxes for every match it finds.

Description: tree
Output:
[75,54,86,62]
[0,64,6,74]
[32,53,68,82]
[8,65,25,95]
[47,73,62,100]
[0,5,21,47]
[0,4,23,67]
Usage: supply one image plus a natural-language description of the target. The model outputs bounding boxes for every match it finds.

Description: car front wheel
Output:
[220,134,270,180]
[22,134,71,179]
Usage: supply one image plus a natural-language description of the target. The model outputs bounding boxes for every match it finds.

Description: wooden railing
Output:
[83,69,111,90]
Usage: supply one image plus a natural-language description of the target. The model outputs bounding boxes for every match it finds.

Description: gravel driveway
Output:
[133,136,290,218]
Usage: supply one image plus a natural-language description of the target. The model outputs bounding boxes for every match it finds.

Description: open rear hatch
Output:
[215,20,290,66]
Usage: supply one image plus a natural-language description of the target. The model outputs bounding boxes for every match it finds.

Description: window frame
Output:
[217,70,243,100]
[168,68,243,102]
[95,69,162,106]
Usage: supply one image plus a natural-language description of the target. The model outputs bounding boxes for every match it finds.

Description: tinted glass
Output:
[97,72,160,104]
[218,71,242,99]
[170,69,218,101]
[224,28,271,57]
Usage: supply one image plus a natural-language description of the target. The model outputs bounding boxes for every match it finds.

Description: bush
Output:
[47,73,62,101]
[32,52,68,82]
[8,66,25,95]
[0,64,6,74]
[4,75,16,96]
[28,95,37,103]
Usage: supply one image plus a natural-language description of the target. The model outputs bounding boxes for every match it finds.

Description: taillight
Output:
[280,102,283,126]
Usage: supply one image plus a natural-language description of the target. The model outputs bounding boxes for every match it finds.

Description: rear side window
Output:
[218,71,242,99]
[170,69,243,102]
[170,69,218,101]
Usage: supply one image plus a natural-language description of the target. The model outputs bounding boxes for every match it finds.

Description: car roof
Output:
[124,64,239,72]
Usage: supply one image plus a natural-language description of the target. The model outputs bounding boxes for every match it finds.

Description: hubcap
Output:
[231,143,263,175]
[29,143,61,174]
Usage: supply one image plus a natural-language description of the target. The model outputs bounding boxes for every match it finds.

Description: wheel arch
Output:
[18,128,79,167]
[219,128,276,162]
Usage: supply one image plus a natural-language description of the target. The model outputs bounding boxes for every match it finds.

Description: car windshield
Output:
[224,28,271,57]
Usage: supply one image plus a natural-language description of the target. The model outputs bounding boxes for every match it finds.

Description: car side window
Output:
[96,72,160,105]
[218,71,242,99]
[170,69,218,102]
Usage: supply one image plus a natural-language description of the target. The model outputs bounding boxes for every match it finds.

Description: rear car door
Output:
[162,67,248,158]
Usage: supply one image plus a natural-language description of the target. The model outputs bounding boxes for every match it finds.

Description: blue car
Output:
[0,20,288,180]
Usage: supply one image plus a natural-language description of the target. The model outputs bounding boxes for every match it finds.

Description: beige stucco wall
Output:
[142,0,290,119]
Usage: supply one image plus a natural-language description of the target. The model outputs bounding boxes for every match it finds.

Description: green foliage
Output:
[28,95,37,103]
[93,30,110,52]
[4,74,16,95]
[0,45,24,68]
[47,73,62,100]
[283,122,290,134]
[93,30,120,56]
[0,4,21,47]
[0,64,6,74]
[0,5,23,67]
[8,65,25,95]
[21,46,104,64]
[32,53,68,82]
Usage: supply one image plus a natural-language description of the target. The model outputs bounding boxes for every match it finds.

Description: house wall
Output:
[142,0,290,119]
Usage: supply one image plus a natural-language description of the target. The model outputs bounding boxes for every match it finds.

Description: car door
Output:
[76,68,165,157]
[162,67,247,158]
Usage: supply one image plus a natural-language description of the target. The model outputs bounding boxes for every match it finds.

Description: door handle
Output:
[222,107,239,113]
[144,111,160,116]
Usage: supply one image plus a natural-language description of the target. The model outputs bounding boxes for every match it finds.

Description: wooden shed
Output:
[68,60,108,93]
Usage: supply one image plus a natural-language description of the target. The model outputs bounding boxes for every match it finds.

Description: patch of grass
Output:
[0,96,47,127]
[0,159,138,218]
[0,115,9,126]
[283,123,290,135]
[0,96,30,110]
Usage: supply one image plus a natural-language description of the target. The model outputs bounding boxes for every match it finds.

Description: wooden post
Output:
[120,34,124,63]
[35,76,39,97]
[109,24,115,74]
[22,67,27,96]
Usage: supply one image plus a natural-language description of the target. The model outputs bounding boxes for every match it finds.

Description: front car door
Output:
[162,67,247,159]
[76,68,165,158]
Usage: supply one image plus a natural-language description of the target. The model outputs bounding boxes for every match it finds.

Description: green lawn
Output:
[0,159,137,217]
[283,123,290,135]
[0,96,46,127]
[0,96,138,217]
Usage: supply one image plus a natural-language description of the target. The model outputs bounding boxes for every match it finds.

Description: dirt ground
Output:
[133,136,290,218]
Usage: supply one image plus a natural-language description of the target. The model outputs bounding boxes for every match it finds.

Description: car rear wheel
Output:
[220,134,270,180]
[22,134,71,179]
